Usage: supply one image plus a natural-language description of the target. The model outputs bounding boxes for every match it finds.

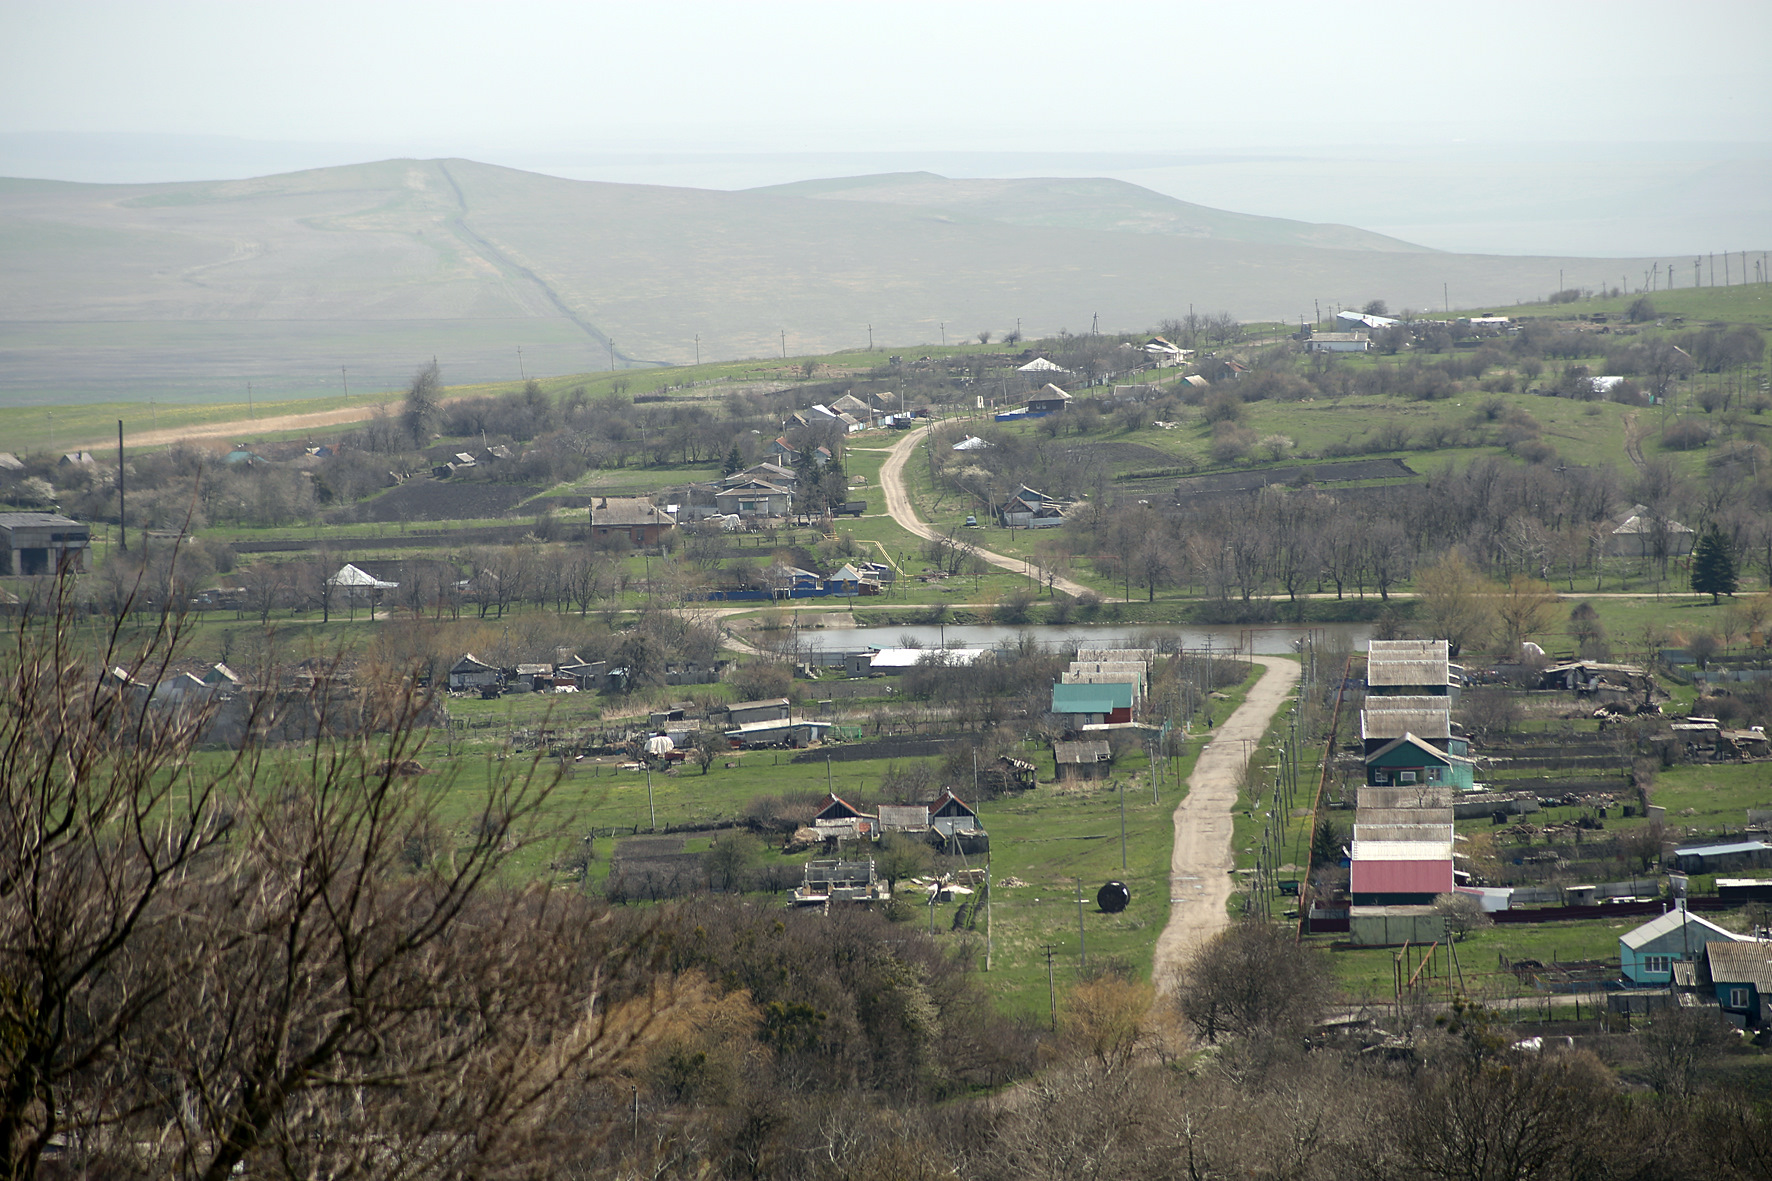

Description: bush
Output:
[1661,418,1714,451]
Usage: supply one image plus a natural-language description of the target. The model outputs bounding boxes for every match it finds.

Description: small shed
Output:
[1054,739,1113,782]
[1619,908,1744,984]
[726,697,792,726]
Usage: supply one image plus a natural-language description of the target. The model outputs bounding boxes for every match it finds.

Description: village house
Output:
[714,479,793,518]
[809,793,874,840]
[1364,731,1475,791]
[1026,383,1073,415]
[589,497,675,546]
[1705,941,1772,1028]
[1050,681,1135,727]
[1619,909,1745,985]
[1303,331,1371,353]
[0,512,91,575]
[998,485,1066,529]
[1604,504,1696,558]
[447,654,500,692]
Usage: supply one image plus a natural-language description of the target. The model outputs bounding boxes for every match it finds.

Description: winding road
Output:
[1151,655,1300,992]
[876,426,1099,599]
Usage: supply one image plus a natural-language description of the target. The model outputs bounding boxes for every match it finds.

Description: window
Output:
[1372,770,1391,786]
[1399,771,1417,785]
[1427,767,1444,783]
[1643,955,1671,975]
[1729,987,1751,1010]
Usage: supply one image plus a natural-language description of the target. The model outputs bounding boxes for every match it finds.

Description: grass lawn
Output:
[1309,919,1631,1007]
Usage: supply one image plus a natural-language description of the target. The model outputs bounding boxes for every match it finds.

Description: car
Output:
[964,514,978,527]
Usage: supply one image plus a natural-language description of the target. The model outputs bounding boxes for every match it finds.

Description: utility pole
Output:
[1119,778,1127,870]
[117,421,126,553]
[247,380,254,418]
[780,329,786,358]
[694,333,700,366]
[341,365,348,398]
[940,322,946,347]
[609,339,615,371]
[867,323,873,351]
[984,857,993,970]
[646,765,655,831]
[517,344,525,381]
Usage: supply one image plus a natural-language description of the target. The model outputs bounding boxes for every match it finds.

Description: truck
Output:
[835,500,867,517]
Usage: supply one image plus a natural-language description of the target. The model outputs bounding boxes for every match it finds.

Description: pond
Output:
[777,621,1376,657]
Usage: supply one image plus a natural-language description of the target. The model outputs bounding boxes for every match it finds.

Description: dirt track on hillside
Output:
[1151,655,1299,994]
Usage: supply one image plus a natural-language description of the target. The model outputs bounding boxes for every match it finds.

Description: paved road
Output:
[1152,655,1300,994]
[877,426,1099,599]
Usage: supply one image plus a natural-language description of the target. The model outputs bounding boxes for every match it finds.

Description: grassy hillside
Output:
[751,172,1436,252]
[0,157,1688,404]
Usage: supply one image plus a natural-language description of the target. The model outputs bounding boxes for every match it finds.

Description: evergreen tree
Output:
[722,443,743,476]
[1690,523,1738,604]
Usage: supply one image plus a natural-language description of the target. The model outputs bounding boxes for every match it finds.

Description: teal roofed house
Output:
[1365,732,1475,791]
[1051,681,1134,725]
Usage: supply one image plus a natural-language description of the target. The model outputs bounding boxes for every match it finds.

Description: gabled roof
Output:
[727,697,791,712]
[1365,732,1463,766]
[1054,739,1112,765]
[1051,681,1134,712]
[328,563,398,589]
[1017,356,1066,373]
[828,563,868,582]
[814,793,867,821]
[1707,941,1772,989]
[0,452,22,471]
[1621,908,1744,951]
[716,479,793,497]
[929,788,976,818]
[1030,383,1073,402]
[451,653,496,673]
[591,497,674,527]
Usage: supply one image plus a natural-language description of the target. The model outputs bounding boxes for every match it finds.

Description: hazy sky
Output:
[5,0,1770,154]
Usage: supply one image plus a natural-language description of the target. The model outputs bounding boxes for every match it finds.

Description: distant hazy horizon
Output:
[2,132,1767,259]
[3,1,1768,258]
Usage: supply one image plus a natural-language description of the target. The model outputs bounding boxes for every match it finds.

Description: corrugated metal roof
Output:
[1368,640,1450,659]
[1352,840,1455,861]
[1361,709,1452,740]
[1054,739,1112,764]
[1351,859,1454,895]
[1675,840,1771,858]
[1706,941,1772,989]
[871,647,988,669]
[1354,823,1456,845]
[1620,909,1742,951]
[1358,785,1454,810]
[1367,658,1451,686]
[1051,682,1134,711]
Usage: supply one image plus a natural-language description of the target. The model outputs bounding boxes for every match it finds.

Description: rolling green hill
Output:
[0,158,1679,404]
[749,171,1435,252]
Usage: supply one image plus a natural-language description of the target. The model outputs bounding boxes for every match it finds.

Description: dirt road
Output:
[1152,655,1300,993]
[71,404,389,453]
[877,426,1099,599]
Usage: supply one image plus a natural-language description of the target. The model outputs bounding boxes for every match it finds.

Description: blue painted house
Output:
[1364,732,1475,791]
[1619,909,1743,985]
[1705,941,1772,1027]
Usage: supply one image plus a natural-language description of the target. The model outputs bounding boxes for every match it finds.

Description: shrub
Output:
[1661,419,1714,451]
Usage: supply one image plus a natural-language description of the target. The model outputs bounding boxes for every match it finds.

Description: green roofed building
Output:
[1050,681,1135,725]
